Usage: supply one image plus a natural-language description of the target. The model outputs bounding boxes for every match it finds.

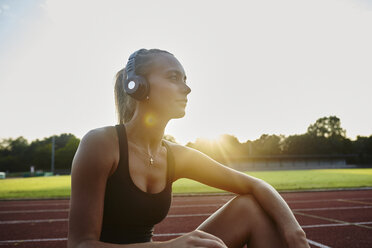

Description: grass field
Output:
[0,168,372,199]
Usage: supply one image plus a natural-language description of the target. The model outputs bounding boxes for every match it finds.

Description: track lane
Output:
[0,190,371,248]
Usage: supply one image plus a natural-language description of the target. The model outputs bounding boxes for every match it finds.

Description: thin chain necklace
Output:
[128,141,163,166]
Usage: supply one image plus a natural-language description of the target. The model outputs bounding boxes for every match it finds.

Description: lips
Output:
[176,99,187,106]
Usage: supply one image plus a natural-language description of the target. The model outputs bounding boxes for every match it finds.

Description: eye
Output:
[167,73,187,84]
[169,75,179,81]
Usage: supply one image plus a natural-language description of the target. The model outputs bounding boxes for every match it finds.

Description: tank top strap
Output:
[114,124,129,176]
[162,140,175,184]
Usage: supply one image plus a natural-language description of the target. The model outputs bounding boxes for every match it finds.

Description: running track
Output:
[0,190,371,248]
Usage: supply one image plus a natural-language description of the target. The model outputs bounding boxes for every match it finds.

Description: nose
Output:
[183,83,191,95]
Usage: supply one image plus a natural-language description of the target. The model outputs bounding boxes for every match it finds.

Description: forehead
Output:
[150,53,186,76]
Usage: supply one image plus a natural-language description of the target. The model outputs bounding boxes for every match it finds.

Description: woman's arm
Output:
[249,179,309,247]
[171,144,309,248]
[74,230,227,248]
[68,128,227,248]
[68,127,118,248]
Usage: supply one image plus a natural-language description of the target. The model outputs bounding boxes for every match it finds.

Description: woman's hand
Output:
[164,230,228,248]
[284,228,310,248]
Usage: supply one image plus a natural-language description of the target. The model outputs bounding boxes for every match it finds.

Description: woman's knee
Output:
[229,194,278,231]
[229,194,266,218]
[230,195,285,247]
[197,194,282,248]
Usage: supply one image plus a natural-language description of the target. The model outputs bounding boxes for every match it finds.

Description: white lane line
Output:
[293,211,372,230]
[2,208,372,226]
[172,204,221,208]
[167,213,212,218]
[337,199,372,206]
[2,205,371,215]
[172,197,232,201]
[0,219,68,224]
[0,234,189,245]
[169,197,372,209]
[0,236,332,247]
[176,197,349,205]
[0,203,69,208]
[0,206,219,214]
[0,237,67,244]
[293,206,372,211]
[1,197,371,208]
[0,214,213,225]
[0,214,212,224]
[0,209,68,214]
[3,217,370,227]
[0,235,186,244]
[307,239,331,248]
[0,209,211,217]
[1,196,371,209]
[154,233,186,237]
[302,221,372,229]
[286,197,372,204]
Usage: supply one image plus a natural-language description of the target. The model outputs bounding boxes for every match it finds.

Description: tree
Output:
[29,141,51,171]
[185,135,243,163]
[281,134,310,155]
[307,116,346,138]
[0,137,29,172]
[251,134,284,155]
[353,135,372,164]
[55,135,80,170]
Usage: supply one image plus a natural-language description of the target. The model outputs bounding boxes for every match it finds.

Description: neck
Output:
[125,109,169,153]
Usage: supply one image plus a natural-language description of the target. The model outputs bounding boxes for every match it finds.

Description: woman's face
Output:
[144,54,191,119]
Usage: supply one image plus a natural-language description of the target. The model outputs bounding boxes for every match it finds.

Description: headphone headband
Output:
[123,49,150,100]
[126,50,140,77]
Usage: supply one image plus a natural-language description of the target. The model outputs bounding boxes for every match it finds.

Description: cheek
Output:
[148,86,172,112]
[150,83,176,100]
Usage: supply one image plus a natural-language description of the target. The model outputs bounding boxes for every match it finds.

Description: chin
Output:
[172,110,186,119]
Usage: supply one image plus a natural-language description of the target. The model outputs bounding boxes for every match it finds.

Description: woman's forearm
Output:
[251,179,307,240]
[74,239,166,248]
[75,232,226,248]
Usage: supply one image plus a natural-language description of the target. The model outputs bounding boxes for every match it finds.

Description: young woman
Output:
[68,48,310,248]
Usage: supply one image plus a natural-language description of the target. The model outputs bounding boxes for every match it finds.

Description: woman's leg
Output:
[196,194,287,248]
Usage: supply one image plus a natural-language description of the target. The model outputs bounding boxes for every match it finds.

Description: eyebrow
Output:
[165,69,187,81]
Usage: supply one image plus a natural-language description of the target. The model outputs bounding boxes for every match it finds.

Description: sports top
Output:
[99,124,175,244]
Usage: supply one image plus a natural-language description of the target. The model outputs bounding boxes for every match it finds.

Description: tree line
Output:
[185,116,372,164]
[1,116,371,173]
[0,134,79,173]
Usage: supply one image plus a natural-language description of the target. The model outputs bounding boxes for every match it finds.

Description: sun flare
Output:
[144,112,157,127]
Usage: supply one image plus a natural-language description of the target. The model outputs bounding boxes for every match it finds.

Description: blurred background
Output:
[1,0,371,175]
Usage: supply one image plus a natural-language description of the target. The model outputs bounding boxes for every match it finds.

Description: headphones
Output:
[123,49,150,101]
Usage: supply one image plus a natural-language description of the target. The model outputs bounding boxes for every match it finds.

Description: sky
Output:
[0,0,371,145]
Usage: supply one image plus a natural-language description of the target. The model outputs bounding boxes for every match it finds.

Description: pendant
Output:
[149,156,154,165]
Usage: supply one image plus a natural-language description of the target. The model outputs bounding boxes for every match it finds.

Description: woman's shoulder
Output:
[161,140,197,169]
[162,139,184,152]
[162,139,196,154]
[80,126,118,151]
[83,125,118,143]
[75,126,120,172]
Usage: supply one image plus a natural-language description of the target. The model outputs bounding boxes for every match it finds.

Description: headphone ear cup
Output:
[124,75,150,101]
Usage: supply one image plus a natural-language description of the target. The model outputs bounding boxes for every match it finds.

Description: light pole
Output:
[51,136,55,174]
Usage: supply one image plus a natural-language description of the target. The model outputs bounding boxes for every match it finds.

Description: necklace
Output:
[128,141,162,166]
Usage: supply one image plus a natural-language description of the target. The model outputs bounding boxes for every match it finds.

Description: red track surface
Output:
[0,190,371,248]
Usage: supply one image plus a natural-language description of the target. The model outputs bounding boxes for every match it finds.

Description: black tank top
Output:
[100,124,175,244]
